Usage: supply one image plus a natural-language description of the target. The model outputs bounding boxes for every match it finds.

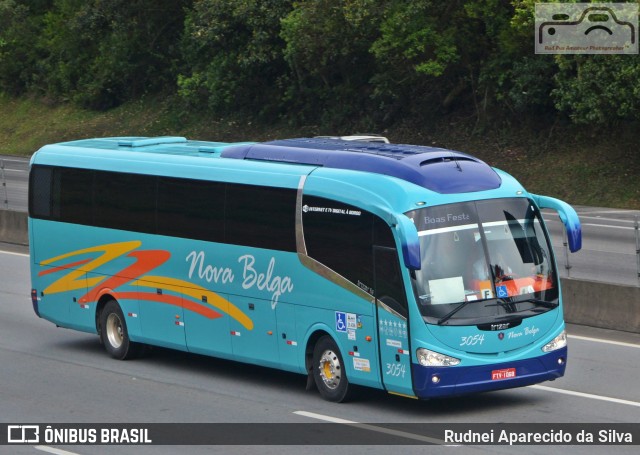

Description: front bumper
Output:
[412,347,567,398]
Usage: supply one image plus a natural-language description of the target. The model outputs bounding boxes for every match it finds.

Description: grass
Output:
[1,94,638,209]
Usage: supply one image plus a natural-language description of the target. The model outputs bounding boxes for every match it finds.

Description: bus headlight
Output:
[542,330,567,353]
[416,348,461,367]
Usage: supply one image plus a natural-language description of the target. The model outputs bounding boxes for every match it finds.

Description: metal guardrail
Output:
[636,216,640,287]
[1,159,8,210]
[555,216,640,288]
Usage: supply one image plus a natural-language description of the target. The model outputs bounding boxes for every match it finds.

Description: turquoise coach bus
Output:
[28,136,581,402]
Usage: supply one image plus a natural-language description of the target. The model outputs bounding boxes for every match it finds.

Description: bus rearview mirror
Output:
[531,194,582,253]
[396,215,421,270]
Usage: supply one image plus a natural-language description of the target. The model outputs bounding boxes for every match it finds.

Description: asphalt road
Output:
[0,248,639,454]
[1,155,639,286]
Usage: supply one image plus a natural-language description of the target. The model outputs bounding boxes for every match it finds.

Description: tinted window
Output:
[30,165,298,252]
[157,177,225,242]
[30,165,93,224]
[56,167,93,225]
[29,166,53,219]
[302,196,375,292]
[94,171,156,233]
[374,246,408,318]
[374,217,396,248]
[226,184,297,251]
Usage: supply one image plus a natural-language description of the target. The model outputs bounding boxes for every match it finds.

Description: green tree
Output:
[0,0,51,95]
[280,0,385,125]
[469,0,559,117]
[369,0,505,123]
[40,0,190,109]
[553,55,640,124]
[500,0,640,125]
[179,0,293,117]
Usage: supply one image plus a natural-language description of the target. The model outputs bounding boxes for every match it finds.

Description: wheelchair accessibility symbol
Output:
[496,285,509,299]
[335,312,347,333]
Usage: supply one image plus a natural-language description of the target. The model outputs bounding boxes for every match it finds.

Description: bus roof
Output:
[33,136,524,216]
[222,138,502,194]
[38,136,502,195]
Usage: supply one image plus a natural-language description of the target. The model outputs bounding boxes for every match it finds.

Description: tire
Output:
[99,299,141,360]
[312,335,352,402]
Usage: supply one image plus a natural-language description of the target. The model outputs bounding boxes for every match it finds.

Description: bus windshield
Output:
[406,198,558,325]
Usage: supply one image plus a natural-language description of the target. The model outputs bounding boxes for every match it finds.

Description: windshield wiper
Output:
[438,297,557,325]
[437,300,474,325]
[513,297,558,309]
[489,297,558,310]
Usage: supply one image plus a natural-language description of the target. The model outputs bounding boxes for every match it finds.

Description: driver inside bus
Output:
[491,251,514,281]
[466,239,491,295]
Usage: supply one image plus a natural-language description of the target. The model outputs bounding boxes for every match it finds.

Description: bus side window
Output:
[30,166,94,225]
[29,165,53,219]
[373,247,408,319]
[302,196,374,293]
[226,184,297,252]
[93,170,156,233]
[157,177,225,243]
[56,167,93,226]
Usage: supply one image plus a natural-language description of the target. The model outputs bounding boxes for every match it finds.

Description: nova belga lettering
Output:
[187,251,294,309]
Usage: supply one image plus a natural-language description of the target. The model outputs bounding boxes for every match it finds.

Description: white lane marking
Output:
[583,223,634,231]
[294,410,356,424]
[293,411,454,445]
[568,334,640,349]
[578,215,636,224]
[1,168,28,173]
[35,446,82,455]
[531,385,640,408]
[578,210,640,215]
[0,250,29,258]
[555,248,633,256]
[549,240,634,256]
[544,217,635,229]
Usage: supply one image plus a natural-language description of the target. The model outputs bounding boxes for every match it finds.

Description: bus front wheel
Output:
[99,300,141,360]
[312,336,352,402]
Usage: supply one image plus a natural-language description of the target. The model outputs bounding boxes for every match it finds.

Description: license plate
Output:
[491,368,516,380]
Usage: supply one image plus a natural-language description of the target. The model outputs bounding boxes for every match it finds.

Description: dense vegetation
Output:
[1,0,639,126]
[0,1,638,207]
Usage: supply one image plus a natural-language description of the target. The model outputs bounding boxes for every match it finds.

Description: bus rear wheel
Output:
[99,299,142,360]
[312,336,352,402]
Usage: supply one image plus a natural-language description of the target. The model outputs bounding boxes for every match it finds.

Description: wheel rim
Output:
[106,313,124,349]
[318,349,341,390]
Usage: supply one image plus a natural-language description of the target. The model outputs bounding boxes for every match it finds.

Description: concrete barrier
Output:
[0,210,638,333]
[561,278,640,333]
[0,209,28,245]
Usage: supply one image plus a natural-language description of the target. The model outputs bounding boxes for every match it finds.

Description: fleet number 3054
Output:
[460,334,485,346]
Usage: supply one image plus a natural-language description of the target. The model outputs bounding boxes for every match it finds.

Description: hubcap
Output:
[318,349,341,390]
[106,313,124,349]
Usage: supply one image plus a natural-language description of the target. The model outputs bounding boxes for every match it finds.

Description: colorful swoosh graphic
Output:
[38,241,254,330]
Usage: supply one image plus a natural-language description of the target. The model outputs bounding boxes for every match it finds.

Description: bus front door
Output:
[374,246,415,398]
